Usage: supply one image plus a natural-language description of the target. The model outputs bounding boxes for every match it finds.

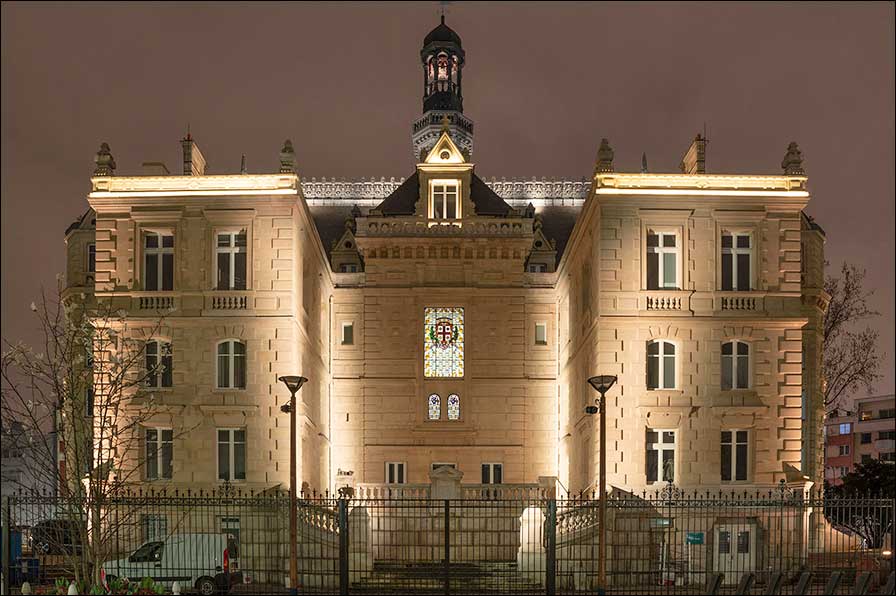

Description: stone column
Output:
[517,506,546,587]
[348,506,371,581]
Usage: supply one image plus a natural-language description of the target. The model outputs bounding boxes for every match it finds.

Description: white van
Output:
[104,533,238,595]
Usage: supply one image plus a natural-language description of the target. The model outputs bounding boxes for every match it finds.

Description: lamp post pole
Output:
[587,375,617,594]
[598,390,607,589]
[279,376,308,596]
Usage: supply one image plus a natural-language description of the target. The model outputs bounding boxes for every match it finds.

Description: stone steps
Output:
[350,560,544,594]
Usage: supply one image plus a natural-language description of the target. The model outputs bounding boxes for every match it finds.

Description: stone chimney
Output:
[595,138,614,173]
[679,134,706,174]
[181,133,207,176]
[93,143,116,176]
[279,139,296,173]
[781,142,805,176]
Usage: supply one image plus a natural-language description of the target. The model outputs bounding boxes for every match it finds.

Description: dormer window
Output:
[430,180,460,220]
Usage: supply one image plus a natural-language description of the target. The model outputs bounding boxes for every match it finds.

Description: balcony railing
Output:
[133,293,177,311]
[717,292,765,312]
[645,292,685,311]
[209,292,250,310]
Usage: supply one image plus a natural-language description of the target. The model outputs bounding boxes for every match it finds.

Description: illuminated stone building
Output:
[63,17,827,500]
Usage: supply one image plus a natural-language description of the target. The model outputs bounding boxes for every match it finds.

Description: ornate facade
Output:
[63,18,826,499]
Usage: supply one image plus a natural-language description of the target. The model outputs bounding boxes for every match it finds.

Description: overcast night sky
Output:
[2,2,894,399]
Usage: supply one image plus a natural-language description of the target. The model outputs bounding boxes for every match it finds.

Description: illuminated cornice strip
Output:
[89,189,297,198]
[90,174,297,194]
[594,188,809,198]
[596,173,807,191]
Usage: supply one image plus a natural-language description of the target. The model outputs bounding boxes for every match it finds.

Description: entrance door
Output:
[713,524,758,585]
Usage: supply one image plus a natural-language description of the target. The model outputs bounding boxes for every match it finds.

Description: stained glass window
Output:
[447,394,460,420]
[424,307,464,378]
[428,394,441,420]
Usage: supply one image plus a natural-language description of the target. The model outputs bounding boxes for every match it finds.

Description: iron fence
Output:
[1,486,893,594]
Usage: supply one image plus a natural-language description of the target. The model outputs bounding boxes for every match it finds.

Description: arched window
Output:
[437,53,449,81]
[145,340,172,389]
[722,341,750,390]
[447,394,460,420]
[647,340,676,390]
[217,340,246,389]
[428,394,441,420]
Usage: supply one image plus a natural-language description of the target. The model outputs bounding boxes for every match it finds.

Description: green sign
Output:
[686,532,705,545]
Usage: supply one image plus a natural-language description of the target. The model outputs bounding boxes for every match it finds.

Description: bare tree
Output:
[1,286,182,585]
[823,262,883,410]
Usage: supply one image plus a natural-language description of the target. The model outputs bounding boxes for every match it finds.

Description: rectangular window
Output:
[838,445,850,456]
[87,243,96,273]
[217,341,246,389]
[528,263,547,273]
[341,322,354,345]
[880,408,896,419]
[340,264,358,273]
[861,454,873,464]
[722,341,750,390]
[646,231,678,290]
[859,410,872,421]
[216,231,247,290]
[736,531,751,554]
[646,429,676,484]
[385,462,406,484]
[721,430,749,482]
[431,182,459,219]
[881,452,896,462]
[145,428,173,480]
[217,429,246,481]
[879,431,896,440]
[144,232,174,291]
[721,233,752,291]
[535,323,547,346]
[424,307,464,378]
[141,515,168,542]
[839,423,852,435]
[481,463,503,484]
[860,432,872,444]
[718,530,730,554]
[145,341,173,389]
[647,341,676,390]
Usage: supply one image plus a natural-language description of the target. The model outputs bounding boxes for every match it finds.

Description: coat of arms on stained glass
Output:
[424,307,464,378]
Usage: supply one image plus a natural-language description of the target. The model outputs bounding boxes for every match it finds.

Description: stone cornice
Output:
[90,173,297,196]
[596,172,808,193]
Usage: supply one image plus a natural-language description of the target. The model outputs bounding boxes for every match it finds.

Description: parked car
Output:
[103,533,239,595]
[29,519,85,556]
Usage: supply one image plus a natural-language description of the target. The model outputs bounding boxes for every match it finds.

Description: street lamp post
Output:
[587,374,617,593]
[278,375,308,596]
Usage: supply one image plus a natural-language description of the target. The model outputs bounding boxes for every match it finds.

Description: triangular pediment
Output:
[422,131,466,165]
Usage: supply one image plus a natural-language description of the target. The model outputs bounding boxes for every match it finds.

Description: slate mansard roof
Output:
[375,171,514,217]
[303,176,589,259]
